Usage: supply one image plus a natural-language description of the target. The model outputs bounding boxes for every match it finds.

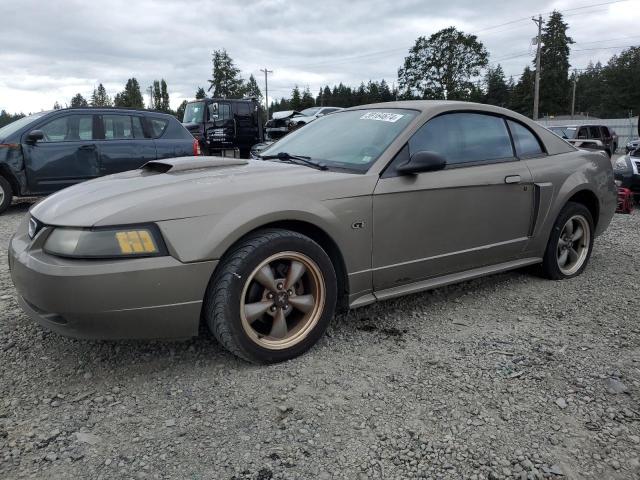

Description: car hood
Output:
[31,156,369,227]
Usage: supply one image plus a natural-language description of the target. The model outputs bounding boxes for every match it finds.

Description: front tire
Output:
[541,202,594,280]
[0,176,13,214]
[203,229,337,363]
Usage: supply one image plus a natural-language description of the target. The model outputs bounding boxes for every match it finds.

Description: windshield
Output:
[548,126,578,139]
[260,109,417,172]
[300,107,321,117]
[0,112,46,140]
[182,102,205,124]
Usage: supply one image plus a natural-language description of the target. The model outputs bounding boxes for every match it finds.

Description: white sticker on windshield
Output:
[360,112,404,123]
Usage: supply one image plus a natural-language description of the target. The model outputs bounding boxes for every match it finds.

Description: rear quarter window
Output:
[507,120,545,158]
[148,118,169,138]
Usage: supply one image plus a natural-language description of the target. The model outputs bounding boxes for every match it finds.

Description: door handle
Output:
[504,175,521,184]
[79,144,96,150]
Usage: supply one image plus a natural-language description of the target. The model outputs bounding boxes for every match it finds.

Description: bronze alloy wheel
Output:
[556,214,591,276]
[240,251,326,350]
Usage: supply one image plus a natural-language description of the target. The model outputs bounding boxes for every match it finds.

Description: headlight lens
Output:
[614,156,629,171]
[43,226,166,258]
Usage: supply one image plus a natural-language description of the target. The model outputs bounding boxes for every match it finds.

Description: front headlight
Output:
[43,225,166,259]
[614,156,629,171]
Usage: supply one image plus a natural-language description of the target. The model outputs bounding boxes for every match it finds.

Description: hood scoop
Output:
[141,156,248,174]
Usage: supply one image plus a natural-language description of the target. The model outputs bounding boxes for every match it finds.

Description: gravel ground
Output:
[1,198,640,480]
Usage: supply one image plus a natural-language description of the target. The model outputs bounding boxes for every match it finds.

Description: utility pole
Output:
[260,68,273,119]
[571,69,577,119]
[532,15,543,120]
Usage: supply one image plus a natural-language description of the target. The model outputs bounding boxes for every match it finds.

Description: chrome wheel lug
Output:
[287,289,293,295]
[276,282,284,290]
[267,292,274,299]
[270,305,277,312]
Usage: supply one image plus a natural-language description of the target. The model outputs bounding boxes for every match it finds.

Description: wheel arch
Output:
[220,219,350,310]
[566,188,600,229]
[0,165,21,196]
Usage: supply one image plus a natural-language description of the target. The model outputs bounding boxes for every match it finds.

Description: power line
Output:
[279,0,632,71]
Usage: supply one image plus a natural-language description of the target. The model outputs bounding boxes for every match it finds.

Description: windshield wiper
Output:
[259,152,328,171]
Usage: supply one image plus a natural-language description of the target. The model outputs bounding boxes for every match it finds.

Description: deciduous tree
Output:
[398,27,488,100]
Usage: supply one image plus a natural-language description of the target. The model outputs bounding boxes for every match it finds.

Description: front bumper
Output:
[9,222,217,340]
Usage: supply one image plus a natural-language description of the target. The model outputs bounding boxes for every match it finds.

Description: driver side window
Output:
[208,103,232,122]
[409,112,514,166]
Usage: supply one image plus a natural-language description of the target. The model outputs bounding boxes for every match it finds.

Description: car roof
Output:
[55,107,175,117]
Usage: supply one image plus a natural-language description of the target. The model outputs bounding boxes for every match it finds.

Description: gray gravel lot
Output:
[1,197,640,480]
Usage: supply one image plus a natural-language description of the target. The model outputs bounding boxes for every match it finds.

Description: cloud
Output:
[0,0,637,113]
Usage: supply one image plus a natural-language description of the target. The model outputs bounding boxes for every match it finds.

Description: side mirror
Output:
[397,151,446,175]
[27,130,44,143]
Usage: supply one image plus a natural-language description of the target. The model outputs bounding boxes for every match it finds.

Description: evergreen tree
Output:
[207,49,245,98]
[379,80,394,102]
[509,67,535,116]
[398,27,488,99]
[53,101,62,110]
[195,87,207,99]
[300,87,315,109]
[538,11,574,116]
[243,74,262,101]
[484,65,509,107]
[152,80,162,109]
[151,79,171,112]
[602,47,640,118]
[90,83,112,107]
[290,86,302,111]
[176,100,188,122]
[160,79,170,112]
[323,86,332,105]
[70,93,88,108]
[0,110,25,129]
[114,78,145,109]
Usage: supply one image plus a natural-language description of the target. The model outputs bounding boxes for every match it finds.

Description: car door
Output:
[600,126,612,151]
[206,101,234,151]
[372,112,534,292]
[96,113,155,174]
[234,102,258,153]
[22,113,99,194]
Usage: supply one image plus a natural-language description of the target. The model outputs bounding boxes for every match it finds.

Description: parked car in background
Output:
[626,138,640,153]
[0,108,199,214]
[264,106,343,140]
[182,98,263,157]
[290,106,344,125]
[10,101,616,364]
[547,124,617,157]
[614,149,640,201]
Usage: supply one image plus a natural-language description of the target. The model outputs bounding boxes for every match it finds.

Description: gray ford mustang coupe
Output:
[9,101,617,363]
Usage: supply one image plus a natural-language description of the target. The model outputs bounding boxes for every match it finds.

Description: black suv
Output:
[182,98,263,157]
[0,108,199,213]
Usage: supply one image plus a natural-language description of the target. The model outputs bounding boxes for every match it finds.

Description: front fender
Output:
[158,195,352,264]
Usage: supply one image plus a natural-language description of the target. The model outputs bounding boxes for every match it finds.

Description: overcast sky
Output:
[1,0,639,114]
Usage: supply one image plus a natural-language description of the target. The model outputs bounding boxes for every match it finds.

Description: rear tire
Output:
[541,202,594,280]
[0,176,13,214]
[203,228,337,364]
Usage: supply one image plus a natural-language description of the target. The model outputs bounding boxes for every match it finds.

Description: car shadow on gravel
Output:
[5,200,35,214]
